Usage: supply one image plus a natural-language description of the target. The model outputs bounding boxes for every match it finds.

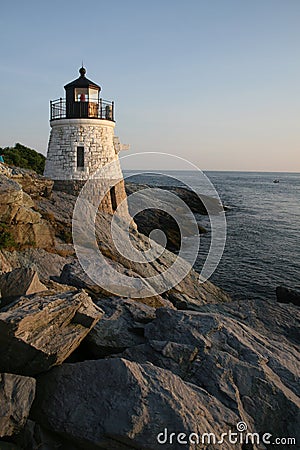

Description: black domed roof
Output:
[64,67,101,91]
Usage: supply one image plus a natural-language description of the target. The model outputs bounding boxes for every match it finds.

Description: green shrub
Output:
[0,143,46,174]
[0,223,16,249]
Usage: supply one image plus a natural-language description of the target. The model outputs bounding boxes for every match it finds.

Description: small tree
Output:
[0,143,46,174]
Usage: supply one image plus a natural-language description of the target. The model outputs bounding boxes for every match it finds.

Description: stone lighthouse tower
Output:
[44,67,129,214]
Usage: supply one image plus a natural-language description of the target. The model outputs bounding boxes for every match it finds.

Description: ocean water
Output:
[124,170,300,301]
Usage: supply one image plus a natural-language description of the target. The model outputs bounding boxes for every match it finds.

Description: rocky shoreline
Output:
[125,181,227,252]
[0,165,299,449]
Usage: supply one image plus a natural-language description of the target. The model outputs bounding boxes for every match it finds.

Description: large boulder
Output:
[125,182,224,252]
[0,267,46,302]
[40,186,230,307]
[85,297,157,357]
[138,304,300,442]
[10,220,54,249]
[94,213,231,307]
[0,372,35,438]
[37,190,75,245]
[0,173,54,249]
[60,260,174,308]
[60,260,107,296]
[0,175,23,222]
[70,210,231,308]
[131,209,207,252]
[121,340,199,380]
[190,297,300,346]
[0,290,103,375]
[125,182,225,215]
[31,358,239,450]
[1,248,74,282]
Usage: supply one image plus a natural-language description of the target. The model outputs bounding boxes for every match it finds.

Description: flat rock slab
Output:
[0,372,36,438]
[0,290,103,376]
[31,358,239,450]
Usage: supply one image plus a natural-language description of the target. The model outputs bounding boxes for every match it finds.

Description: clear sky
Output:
[1,0,299,171]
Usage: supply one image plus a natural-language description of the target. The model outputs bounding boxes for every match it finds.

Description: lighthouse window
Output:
[77,146,84,168]
[89,88,98,103]
[75,88,88,102]
[110,186,117,211]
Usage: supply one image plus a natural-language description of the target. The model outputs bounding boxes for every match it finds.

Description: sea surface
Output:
[124,170,300,301]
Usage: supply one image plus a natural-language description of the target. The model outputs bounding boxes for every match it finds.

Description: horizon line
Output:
[122,169,300,174]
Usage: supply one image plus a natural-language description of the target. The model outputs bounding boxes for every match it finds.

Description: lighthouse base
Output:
[53,179,129,216]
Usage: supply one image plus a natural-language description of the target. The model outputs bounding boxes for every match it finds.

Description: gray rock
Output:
[0,442,21,449]
[276,285,300,307]
[37,190,76,225]
[0,161,13,177]
[0,251,12,275]
[86,297,156,357]
[121,340,198,379]
[125,182,225,215]
[142,305,300,442]
[37,185,230,308]
[0,290,103,375]
[37,190,75,246]
[69,209,230,310]
[0,268,46,302]
[125,182,226,253]
[0,173,54,249]
[16,420,81,450]
[31,358,239,450]
[0,173,23,216]
[60,260,175,308]
[0,372,35,438]
[191,297,300,346]
[60,260,106,296]
[1,248,74,282]
[10,169,53,199]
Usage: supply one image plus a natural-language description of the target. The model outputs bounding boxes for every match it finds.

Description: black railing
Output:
[50,98,115,121]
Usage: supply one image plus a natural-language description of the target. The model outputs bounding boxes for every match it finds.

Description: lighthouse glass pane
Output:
[75,88,88,102]
[89,88,98,103]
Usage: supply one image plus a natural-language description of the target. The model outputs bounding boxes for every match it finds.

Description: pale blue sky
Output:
[1,0,299,171]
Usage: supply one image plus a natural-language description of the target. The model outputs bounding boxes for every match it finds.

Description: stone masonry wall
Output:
[44,118,129,217]
[44,119,122,181]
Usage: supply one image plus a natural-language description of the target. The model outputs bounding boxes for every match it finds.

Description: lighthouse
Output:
[44,67,129,215]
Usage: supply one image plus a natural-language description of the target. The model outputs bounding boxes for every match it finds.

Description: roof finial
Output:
[79,64,86,77]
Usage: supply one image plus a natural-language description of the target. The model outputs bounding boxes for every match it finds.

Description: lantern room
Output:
[50,67,114,121]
